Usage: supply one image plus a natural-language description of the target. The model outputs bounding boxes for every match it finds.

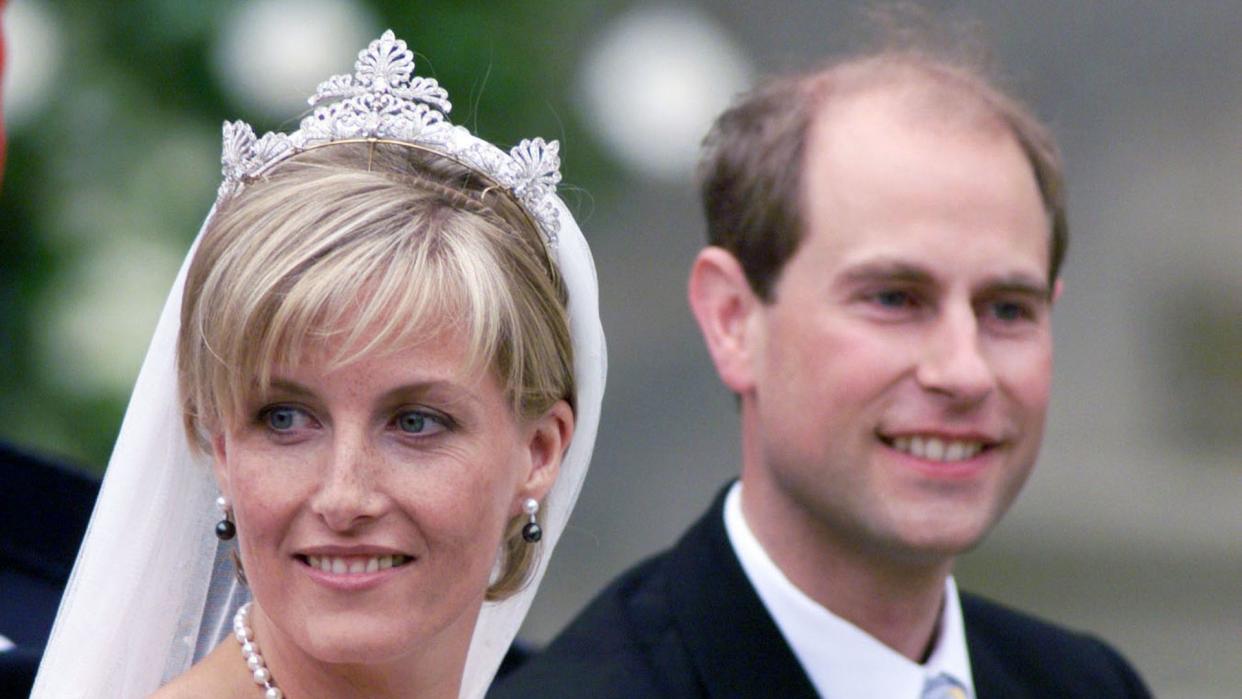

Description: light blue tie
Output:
[921,673,971,699]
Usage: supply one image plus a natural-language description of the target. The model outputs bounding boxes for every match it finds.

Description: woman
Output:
[33,31,605,698]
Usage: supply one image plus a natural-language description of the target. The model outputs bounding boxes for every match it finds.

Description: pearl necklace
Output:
[233,602,284,699]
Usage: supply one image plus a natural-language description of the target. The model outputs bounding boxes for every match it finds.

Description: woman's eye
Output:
[395,410,447,437]
[262,406,309,432]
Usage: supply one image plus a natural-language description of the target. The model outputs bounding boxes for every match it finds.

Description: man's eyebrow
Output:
[980,275,1052,300]
[836,261,1053,299]
[837,260,935,286]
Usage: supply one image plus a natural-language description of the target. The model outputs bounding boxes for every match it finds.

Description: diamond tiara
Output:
[216,29,564,247]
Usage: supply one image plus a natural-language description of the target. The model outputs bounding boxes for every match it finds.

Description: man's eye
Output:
[989,301,1033,322]
[872,290,915,308]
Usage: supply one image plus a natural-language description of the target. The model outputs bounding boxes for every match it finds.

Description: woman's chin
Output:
[258,585,486,669]
[291,609,473,667]
[300,627,418,666]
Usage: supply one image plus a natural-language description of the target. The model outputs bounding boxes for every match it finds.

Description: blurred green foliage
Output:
[0,0,612,472]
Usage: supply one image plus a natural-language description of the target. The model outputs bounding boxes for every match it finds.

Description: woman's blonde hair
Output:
[177,141,574,599]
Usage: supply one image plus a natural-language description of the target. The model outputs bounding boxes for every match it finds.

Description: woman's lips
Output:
[300,553,411,574]
[295,552,414,591]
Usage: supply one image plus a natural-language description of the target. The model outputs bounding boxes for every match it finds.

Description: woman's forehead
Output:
[263,330,496,399]
[268,311,482,381]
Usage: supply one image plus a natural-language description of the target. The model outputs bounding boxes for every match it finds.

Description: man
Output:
[493,44,1151,699]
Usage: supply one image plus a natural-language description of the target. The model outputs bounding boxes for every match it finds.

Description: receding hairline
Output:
[697,49,1064,296]
[800,71,1037,195]
[801,52,1031,150]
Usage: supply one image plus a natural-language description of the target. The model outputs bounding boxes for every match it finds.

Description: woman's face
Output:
[212,326,570,667]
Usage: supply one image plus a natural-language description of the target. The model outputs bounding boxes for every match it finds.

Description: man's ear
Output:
[516,400,575,510]
[687,246,762,395]
[1051,278,1065,306]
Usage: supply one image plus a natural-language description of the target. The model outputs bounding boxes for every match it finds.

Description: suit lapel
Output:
[665,484,820,698]
[962,595,1024,699]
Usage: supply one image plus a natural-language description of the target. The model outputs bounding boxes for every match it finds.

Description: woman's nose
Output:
[309,428,386,531]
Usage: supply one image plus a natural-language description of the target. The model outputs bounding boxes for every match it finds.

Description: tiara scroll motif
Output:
[217,30,563,246]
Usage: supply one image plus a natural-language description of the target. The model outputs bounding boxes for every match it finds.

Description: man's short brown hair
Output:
[698,49,1067,300]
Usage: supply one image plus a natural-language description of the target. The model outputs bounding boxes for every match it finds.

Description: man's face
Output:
[747,93,1057,566]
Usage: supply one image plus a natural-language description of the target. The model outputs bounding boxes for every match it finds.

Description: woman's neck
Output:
[245,600,478,699]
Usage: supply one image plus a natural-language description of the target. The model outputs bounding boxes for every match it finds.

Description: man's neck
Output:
[738,472,952,662]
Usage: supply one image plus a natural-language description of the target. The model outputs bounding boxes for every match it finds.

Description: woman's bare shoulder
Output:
[149,640,247,698]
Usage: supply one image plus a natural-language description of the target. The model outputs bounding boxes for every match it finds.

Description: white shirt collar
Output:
[723,482,975,698]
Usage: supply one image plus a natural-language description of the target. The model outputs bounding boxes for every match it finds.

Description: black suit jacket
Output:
[491,484,1151,698]
[0,443,99,698]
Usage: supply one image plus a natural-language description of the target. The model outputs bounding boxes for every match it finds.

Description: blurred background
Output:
[1,1,1238,696]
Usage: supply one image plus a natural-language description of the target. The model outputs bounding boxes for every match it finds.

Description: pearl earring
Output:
[521,498,542,543]
[215,495,236,541]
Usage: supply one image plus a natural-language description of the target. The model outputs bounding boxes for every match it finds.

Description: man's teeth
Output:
[891,436,983,462]
[305,555,408,574]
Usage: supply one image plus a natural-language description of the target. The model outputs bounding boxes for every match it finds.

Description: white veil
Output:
[31,32,606,699]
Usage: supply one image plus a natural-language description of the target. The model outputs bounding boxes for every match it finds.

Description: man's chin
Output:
[871,515,999,568]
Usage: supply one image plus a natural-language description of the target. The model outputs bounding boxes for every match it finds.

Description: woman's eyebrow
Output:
[265,378,316,399]
[378,380,481,407]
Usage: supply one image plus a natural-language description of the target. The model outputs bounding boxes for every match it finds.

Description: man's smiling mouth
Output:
[879,434,994,462]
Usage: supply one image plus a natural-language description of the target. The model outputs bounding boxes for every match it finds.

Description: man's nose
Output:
[915,305,996,406]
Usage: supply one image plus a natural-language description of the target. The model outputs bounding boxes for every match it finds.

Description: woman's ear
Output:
[517,400,574,507]
[687,246,762,394]
[211,431,231,497]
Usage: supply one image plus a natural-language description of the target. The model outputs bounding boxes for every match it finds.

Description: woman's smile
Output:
[296,551,415,592]
[300,553,411,575]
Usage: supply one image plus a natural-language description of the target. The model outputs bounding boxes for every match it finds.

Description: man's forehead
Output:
[791,84,1052,284]
[800,88,1030,214]
[807,81,1012,153]
[800,83,1039,223]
